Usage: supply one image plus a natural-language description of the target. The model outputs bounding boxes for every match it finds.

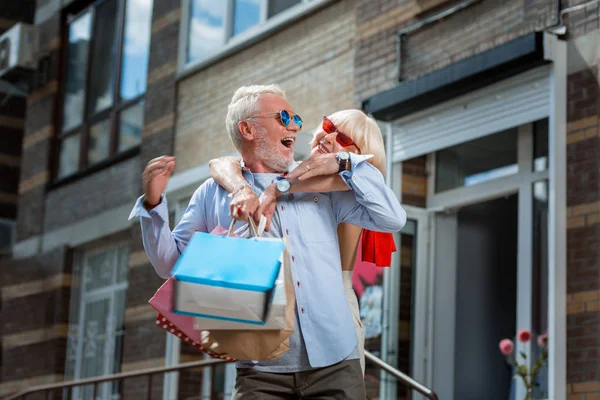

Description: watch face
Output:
[277,179,291,193]
[338,151,350,161]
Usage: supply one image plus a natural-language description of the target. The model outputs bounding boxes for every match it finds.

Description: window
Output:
[57,0,153,180]
[435,127,519,193]
[0,219,15,256]
[533,119,549,172]
[185,0,312,65]
[65,243,129,400]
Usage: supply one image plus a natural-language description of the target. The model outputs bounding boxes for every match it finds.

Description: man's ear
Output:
[237,120,255,142]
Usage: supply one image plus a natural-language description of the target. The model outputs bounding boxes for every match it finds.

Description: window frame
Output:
[54,0,150,184]
[177,0,333,78]
[65,242,129,397]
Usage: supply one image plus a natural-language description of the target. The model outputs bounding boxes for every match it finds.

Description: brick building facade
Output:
[0,0,598,399]
[0,1,34,258]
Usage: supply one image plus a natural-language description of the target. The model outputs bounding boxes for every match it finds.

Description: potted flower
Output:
[499,329,549,400]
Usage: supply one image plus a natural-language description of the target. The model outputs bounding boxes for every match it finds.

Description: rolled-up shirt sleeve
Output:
[333,153,407,232]
[128,185,207,279]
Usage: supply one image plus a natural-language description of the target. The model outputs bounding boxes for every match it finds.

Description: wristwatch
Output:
[336,151,351,172]
[275,178,291,195]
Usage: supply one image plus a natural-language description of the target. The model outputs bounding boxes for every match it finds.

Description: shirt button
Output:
[280,205,284,211]
[292,255,295,262]
[286,229,289,235]
[313,196,318,203]
[297,281,300,287]
[301,307,305,314]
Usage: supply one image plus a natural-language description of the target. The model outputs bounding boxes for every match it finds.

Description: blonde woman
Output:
[209,109,395,373]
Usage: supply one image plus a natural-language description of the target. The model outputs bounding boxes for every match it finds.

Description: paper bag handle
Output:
[227,215,266,238]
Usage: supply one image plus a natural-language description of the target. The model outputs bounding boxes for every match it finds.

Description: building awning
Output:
[362,32,547,121]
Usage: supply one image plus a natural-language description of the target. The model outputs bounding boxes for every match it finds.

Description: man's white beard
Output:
[254,128,293,173]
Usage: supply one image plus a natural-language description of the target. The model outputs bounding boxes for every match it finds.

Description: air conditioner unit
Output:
[0,23,37,86]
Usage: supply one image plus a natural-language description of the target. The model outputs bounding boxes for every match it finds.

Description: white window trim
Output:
[177,0,334,80]
[545,31,567,400]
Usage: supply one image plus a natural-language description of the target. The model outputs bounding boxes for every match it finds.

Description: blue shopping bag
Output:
[171,227,286,325]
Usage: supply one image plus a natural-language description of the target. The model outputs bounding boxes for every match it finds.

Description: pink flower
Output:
[518,329,532,343]
[537,332,549,347]
[499,339,514,355]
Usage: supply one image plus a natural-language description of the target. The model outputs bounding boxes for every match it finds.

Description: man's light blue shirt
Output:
[129,154,407,368]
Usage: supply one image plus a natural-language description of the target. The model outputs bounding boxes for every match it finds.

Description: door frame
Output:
[73,244,129,400]
[403,205,432,395]
[421,122,548,399]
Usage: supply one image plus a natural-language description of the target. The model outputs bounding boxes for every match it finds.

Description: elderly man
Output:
[129,84,406,399]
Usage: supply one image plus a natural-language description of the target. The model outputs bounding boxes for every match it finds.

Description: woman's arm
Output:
[209,155,350,195]
[208,156,245,192]
[208,156,258,221]
[256,175,350,229]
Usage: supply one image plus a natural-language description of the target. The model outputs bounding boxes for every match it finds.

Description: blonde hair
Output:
[311,109,386,175]
[225,84,286,150]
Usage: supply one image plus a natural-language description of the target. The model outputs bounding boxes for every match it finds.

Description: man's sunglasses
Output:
[322,116,361,153]
[248,110,303,129]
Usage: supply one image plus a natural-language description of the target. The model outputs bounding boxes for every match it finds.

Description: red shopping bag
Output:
[149,276,236,361]
[147,222,245,361]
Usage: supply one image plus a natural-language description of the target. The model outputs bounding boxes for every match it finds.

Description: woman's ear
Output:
[237,120,255,141]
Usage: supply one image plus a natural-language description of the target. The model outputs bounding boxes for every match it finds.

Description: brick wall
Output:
[0,247,70,397]
[43,157,141,231]
[564,67,600,398]
[563,6,600,398]
[15,12,60,241]
[354,0,557,102]
[122,0,188,397]
[175,0,357,171]
[0,94,25,222]
[0,0,35,248]
[401,156,427,207]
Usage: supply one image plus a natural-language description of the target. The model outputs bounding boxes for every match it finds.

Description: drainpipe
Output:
[395,0,480,81]
[546,0,600,36]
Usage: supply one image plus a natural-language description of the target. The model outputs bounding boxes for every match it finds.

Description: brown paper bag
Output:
[199,240,295,360]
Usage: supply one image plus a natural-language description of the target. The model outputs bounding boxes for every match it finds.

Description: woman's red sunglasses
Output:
[322,116,361,153]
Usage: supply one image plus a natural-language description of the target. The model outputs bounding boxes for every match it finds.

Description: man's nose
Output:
[287,122,300,132]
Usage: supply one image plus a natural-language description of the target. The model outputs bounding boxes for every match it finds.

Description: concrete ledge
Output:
[13,203,133,258]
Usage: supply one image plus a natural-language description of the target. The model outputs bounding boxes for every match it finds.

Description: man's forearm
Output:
[288,175,349,194]
[209,156,246,193]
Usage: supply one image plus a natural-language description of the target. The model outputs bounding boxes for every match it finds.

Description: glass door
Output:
[423,120,550,400]
[71,244,128,400]
[431,195,519,400]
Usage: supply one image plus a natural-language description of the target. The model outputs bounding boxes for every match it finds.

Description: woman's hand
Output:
[287,152,339,181]
[254,184,279,232]
[229,186,260,222]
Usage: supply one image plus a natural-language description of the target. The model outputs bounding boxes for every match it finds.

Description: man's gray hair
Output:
[226,84,286,150]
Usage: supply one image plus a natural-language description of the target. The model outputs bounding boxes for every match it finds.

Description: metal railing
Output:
[3,358,228,400]
[5,352,438,400]
[365,350,438,400]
